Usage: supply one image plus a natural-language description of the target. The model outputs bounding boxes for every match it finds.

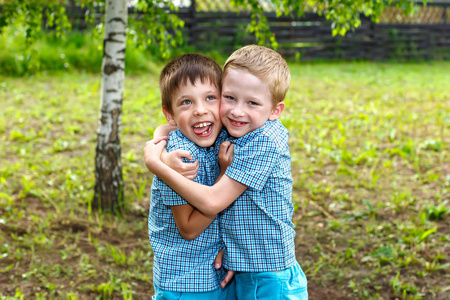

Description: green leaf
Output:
[419,228,437,242]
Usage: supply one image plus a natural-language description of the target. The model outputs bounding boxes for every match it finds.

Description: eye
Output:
[206,95,216,101]
[224,95,235,101]
[249,101,259,106]
[181,99,191,105]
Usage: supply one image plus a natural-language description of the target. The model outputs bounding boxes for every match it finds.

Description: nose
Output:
[194,102,208,116]
[230,104,244,117]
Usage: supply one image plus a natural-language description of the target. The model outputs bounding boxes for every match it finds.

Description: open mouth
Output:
[192,122,213,137]
[228,118,248,127]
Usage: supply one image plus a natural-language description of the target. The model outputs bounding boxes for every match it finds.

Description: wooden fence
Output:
[66,1,450,60]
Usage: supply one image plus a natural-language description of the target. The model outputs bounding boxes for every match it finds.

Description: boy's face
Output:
[163,79,222,147]
[220,69,284,138]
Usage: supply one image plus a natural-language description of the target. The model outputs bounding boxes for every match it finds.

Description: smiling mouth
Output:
[228,118,248,127]
[192,122,213,136]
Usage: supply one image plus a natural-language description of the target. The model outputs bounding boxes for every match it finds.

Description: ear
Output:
[162,107,177,126]
[268,101,285,121]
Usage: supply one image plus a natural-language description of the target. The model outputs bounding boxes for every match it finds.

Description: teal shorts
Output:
[234,262,308,300]
[152,279,236,300]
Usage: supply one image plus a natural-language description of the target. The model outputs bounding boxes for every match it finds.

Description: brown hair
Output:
[160,53,222,114]
[223,45,290,106]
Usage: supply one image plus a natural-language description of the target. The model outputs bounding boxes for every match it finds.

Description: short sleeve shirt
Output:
[148,129,228,292]
[220,120,297,272]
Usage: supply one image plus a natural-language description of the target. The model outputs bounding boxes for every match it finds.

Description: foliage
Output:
[1,0,429,53]
[128,0,185,59]
[0,0,185,59]
[0,27,160,76]
[0,0,71,42]
[0,62,449,298]
[0,25,217,76]
[229,0,427,49]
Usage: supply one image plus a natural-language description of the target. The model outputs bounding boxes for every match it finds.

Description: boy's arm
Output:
[169,140,235,240]
[144,140,247,215]
[216,140,234,182]
[171,204,215,240]
[153,123,176,140]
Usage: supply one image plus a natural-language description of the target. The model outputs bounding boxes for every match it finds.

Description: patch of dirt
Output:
[307,282,349,300]
[1,191,448,299]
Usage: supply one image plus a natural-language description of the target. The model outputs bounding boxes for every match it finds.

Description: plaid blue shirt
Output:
[148,129,228,292]
[221,119,297,272]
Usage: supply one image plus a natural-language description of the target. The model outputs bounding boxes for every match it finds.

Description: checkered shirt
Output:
[220,119,297,272]
[148,129,228,292]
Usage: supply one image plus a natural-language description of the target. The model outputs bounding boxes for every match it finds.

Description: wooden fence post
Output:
[189,0,197,46]
[443,3,447,24]
[368,16,376,60]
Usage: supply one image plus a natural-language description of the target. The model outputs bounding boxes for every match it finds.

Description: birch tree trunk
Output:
[93,0,127,212]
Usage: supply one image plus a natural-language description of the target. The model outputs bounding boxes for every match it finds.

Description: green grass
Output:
[0,25,225,77]
[0,61,449,299]
[0,27,167,76]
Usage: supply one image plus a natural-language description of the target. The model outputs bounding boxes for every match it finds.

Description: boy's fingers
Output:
[221,270,235,288]
[219,141,230,152]
[186,162,199,180]
[181,160,198,172]
[173,149,193,160]
[226,143,234,155]
[219,141,231,155]
[184,163,198,179]
[184,159,198,169]
[214,250,224,269]
[221,140,231,147]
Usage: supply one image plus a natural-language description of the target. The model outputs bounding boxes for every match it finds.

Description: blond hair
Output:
[160,53,222,114]
[223,45,290,106]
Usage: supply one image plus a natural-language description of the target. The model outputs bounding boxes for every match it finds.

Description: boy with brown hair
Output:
[148,53,235,299]
[146,45,308,299]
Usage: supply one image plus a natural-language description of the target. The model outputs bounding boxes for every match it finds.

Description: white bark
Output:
[94,0,127,211]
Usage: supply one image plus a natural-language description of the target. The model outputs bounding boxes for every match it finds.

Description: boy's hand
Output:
[144,138,167,172]
[218,141,234,173]
[162,149,199,180]
[214,249,235,288]
[221,270,235,288]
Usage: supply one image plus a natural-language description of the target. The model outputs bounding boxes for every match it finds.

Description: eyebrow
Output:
[203,90,219,95]
[176,94,192,100]
[177,90,218,98]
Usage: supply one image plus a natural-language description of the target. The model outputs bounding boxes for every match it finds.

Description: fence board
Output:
[58,2,450,61]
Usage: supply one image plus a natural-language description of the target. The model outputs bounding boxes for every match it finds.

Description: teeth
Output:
[202,126,212,134]
[194,122,211,128]
[231,119,246,125]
